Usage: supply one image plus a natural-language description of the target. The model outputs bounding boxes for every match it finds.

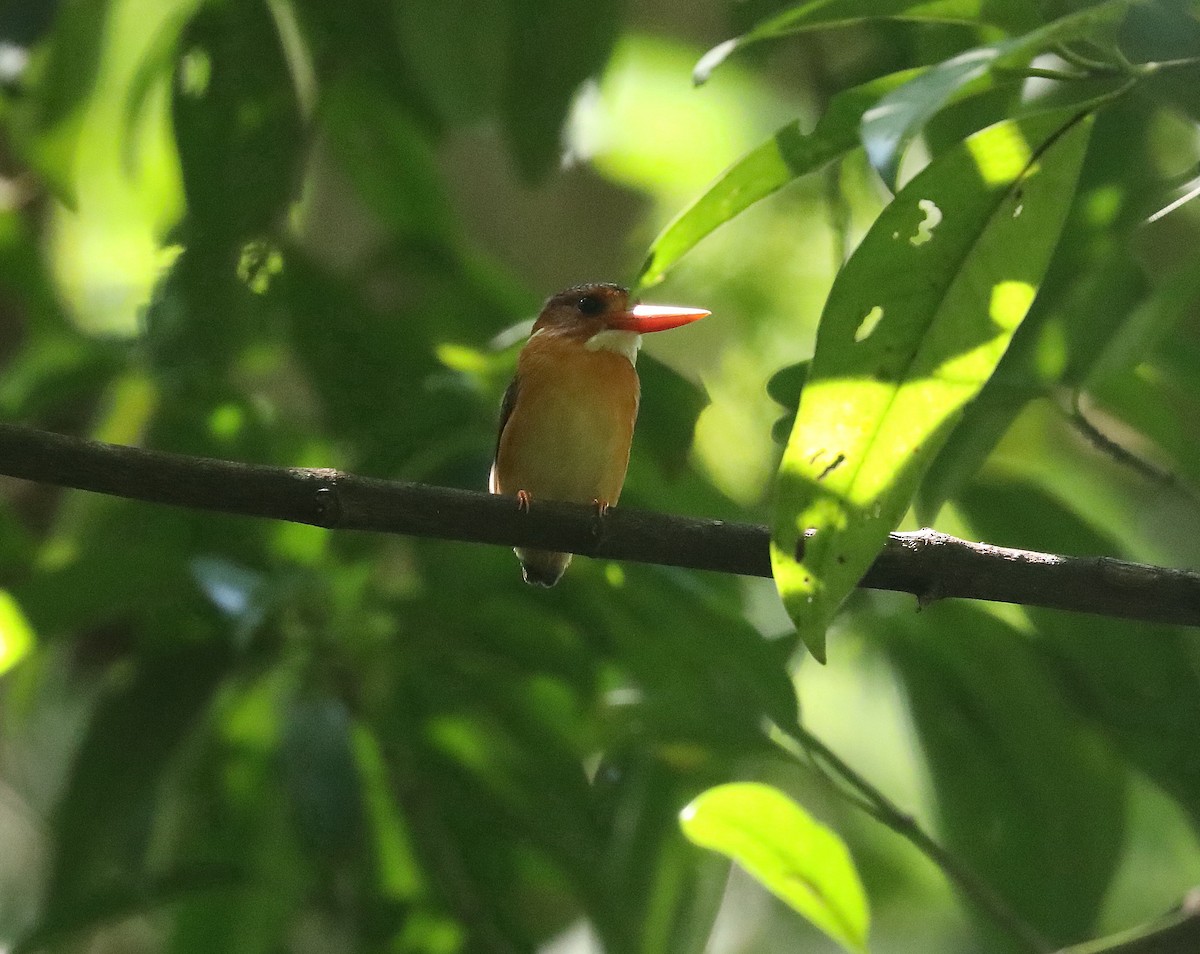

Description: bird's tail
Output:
[516,548,571,587]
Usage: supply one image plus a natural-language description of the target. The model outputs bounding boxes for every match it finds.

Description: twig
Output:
[1053,43,1119,74]
[1057,897,1200,954]
[994,65,1089,82]
[1067,394,1197,502]
[0,423,1198,627]
[773,727,1053,953]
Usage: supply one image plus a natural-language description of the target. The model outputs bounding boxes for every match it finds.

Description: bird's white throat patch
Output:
[585,329,641,364]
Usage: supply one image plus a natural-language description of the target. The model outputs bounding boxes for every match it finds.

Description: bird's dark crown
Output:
[543,283,629,322]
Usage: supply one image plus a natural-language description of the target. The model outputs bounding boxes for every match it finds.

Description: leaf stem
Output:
[1136,55,1200,74]
[775,723,1054,953]
[995,66,1090,82]
[1066,393,1198,502]
[1056,899,1200,954]
[1053,43,1119,73]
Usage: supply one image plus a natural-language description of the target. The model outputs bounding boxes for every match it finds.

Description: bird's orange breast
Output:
[493,332,640,507]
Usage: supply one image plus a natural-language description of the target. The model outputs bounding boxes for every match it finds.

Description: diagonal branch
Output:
[0,422,1198,627]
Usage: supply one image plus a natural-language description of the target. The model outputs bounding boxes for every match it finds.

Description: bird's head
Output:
[532,283,710,342]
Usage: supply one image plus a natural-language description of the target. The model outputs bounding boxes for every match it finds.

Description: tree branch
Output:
[0,423,1198,627]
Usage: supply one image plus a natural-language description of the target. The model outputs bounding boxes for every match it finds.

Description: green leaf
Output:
[281,693,365,857]
[395,0,507,124]
[0,208,71,336]
[861,0,1134,188]
[0,591,35,677]
[165,666,311,954]
[42,642,233,917]
[280,253,487,476]
[588,750,730,954]
[861,49,1010,190]
[502,0,621,182]
[957,478,1200,833]
[637,70,921,289]
[767,360,811,410]
[680,782,869,953]
[1082,265,1200,392]
[6,0,109,199]
[914,250,1146,523]
[14,865,241,954]
[771,106,1093,661]
[883,602,1126,946]
[121,2,207,161]
[1091,361,1200,491]
[693,0,1038,85]
[319,75,456,240]
[631,355,710,477]
[172,0,303,242]
[767,360,811,446]
[915,95,1160,522]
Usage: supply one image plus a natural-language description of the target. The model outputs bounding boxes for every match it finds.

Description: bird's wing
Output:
[490,376,520,492]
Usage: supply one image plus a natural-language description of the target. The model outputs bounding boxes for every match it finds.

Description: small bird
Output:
[490,283,710,586]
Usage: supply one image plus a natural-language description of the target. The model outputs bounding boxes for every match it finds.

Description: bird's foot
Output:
[589,499,612,540]
[516,490,532,512]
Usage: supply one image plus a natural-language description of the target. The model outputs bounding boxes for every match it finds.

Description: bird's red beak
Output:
[609,303,711,333]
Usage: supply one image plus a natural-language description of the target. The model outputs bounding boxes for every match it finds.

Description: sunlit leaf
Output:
[0,591,34,676]
[916,97,1159,522]
[637,70,920,288]
[8,0,190,334]
[771,106,1093,661]
[914,247,1145,524]
[680,782,869,953]
[693,0,1038,85]
[861,0,1134,188]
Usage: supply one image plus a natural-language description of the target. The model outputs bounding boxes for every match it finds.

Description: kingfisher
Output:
[490,283,710,586]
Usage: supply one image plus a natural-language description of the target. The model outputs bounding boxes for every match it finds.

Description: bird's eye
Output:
[576,294,605,316]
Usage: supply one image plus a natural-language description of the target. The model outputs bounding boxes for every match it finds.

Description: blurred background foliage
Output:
[0,0,1199,952]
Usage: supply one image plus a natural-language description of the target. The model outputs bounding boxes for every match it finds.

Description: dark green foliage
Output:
[1,1,1199,953]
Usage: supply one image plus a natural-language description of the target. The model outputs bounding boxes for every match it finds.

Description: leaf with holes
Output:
[681,782,869,953]
[771,106,1093,661]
